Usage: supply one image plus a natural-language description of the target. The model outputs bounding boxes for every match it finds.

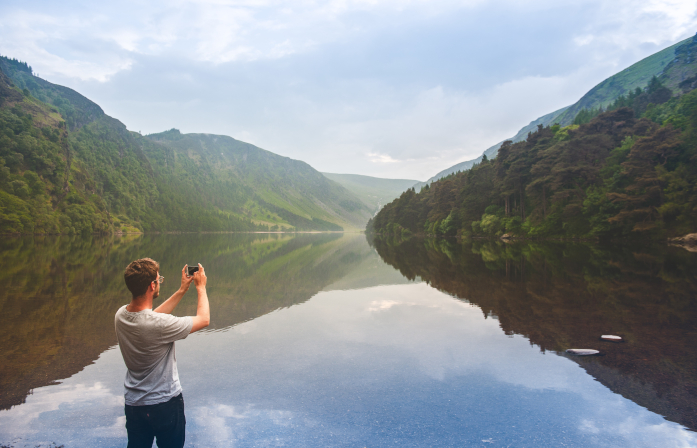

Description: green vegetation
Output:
[553,36,692,126]
[322,173,420,214]
[0,56,371,234]
[140,129,365,231]
[571,75,674,126]
[369,76,697,241]
[418,33,697,186]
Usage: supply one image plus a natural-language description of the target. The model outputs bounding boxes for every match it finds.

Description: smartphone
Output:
[187,265,199,276]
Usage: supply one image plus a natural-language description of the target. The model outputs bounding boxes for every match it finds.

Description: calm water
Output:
[0,233,696,447]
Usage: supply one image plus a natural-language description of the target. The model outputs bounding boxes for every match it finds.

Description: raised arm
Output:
[190,263,210,333]
[154,265,195,314]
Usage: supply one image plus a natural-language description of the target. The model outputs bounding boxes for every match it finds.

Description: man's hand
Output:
[190,263,210,333]
[180,265,195,292]
[193,263,207,290]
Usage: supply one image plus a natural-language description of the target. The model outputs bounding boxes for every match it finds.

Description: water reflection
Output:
[369,235,697,431]
[0,233,384,410]
[0,233,695,447]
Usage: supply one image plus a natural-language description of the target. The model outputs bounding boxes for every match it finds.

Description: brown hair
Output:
[124,258,160,298]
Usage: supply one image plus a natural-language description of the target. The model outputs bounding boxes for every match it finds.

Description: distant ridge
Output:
[144,129,373,230]
[323,173,420,214]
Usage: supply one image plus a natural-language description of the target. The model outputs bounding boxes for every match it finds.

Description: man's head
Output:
[124,258,161,299]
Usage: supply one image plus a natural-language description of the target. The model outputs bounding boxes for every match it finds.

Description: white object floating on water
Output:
[601,335,623,342]
[566,349,600,356]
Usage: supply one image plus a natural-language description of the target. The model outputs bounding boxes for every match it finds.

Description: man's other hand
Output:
[193,263,207,289]
[180,265,195,292]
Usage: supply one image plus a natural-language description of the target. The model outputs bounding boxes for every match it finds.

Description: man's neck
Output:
[127,296,153,312]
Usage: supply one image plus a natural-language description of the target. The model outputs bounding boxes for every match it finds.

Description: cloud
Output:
[296,72,598,177]
[1,0,696,178]
[367,299,400,310]
[0,0,479,79]
[367,152,400,164]
[578,0,697,48]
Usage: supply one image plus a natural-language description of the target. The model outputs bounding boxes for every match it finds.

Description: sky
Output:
[1,0,696,180]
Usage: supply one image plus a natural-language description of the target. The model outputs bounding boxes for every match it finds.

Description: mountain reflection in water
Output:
[1,233,696,447]
[369,235,697,431]
[0,233,390,411]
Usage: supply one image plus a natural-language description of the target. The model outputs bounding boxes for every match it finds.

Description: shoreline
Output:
[0,230,365,237]
[367,232,690,245]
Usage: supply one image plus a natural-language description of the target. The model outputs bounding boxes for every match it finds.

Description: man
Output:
[115,258,210,448]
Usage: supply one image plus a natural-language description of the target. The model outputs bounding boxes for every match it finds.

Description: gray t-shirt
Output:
[114,305,193,406]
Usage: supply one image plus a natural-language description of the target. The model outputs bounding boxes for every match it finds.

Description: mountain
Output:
[141,130,372,231]
[322,173,420,215]
[414,34,696,189]
[369,69,697,240]
[0,56,371,234]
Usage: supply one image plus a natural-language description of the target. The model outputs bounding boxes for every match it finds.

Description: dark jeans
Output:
[125,393,186,448]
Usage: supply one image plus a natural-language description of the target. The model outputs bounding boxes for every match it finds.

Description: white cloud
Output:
[1,0,696,178]
[367,152,400,163]
[0,9,134,81]
[590,0,697,47]
[2,0,476,79]
[367,299,400,310]
[302,72,596,177]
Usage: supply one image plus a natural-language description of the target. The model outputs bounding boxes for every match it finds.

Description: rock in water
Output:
[566,349,600,356]
[678,233,697,245]
[668,233,697,250]
[601,335,623,342]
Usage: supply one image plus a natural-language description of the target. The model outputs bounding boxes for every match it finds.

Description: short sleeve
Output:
[159,314,194,343]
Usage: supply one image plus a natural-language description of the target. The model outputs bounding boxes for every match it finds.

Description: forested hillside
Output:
[0,56,370,234]
[369,76,697,240]
[415,33,696,188]
[142,130,370,231]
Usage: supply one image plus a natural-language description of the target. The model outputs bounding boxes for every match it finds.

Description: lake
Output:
[0,233,696,447]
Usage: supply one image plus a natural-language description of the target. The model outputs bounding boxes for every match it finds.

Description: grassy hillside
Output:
[553,36,692,126]
[322,172,419,214]
[419,34,695,187]
[0,56,371,233]
[143,130,372,231]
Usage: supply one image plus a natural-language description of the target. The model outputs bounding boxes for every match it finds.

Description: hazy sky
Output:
[1,0,696,180]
